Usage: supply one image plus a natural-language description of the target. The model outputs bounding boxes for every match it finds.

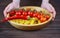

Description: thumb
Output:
[49,4,56,17]
[3,5,10,17]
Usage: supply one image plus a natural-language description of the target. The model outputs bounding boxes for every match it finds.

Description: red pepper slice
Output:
[1,15,30,22]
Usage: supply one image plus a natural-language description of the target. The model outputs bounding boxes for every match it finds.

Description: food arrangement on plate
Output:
[5,6,52,30]
[8,8,50,24]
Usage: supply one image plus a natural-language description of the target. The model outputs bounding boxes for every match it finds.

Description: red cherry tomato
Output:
[37,14,41,19]
[22,11,28,16]
[16,12,21,16]
[45,15,50,19]
[19,9,24,13]
[28,11,33,17]
[33,13,39,17]
[15,11,21,16]
[33,13,36,17]
[9,10,16,16]
[20,15,29,20]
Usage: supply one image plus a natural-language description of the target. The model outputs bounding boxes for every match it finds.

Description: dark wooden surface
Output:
[0,0,60,38]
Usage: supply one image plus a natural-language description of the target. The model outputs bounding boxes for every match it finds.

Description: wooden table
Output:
[0,0,60,38]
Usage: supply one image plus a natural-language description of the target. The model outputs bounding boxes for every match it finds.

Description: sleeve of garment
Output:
[13,0,20,4]
[42,0,49,3]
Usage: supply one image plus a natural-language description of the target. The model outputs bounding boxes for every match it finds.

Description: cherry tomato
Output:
[28,11,33,17]
[20,15,29,20]
[19,9,24,13]
[15,11,21,16]
[33,13,39,17]
[45,15,50,19]
[16,10,21,13]
[40,17,47,22]
[9,10,16,16]
[22,11,28,16]
[37,14,41,19]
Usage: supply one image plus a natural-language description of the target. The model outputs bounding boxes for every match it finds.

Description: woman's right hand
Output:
[3,2,20,17]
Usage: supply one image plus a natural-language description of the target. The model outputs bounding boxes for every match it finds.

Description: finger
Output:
[3,4,11,17]
[7,5,14,12]
[45,5,53,12]
[49,4,56,19]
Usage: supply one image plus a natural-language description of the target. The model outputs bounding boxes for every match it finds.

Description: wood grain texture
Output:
[0,0,60,38]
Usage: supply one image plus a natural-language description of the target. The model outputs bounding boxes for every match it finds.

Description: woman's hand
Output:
[3,1,20,17]
[41,2,56,20]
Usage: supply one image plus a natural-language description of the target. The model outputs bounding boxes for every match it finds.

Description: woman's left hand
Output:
[41,2,56,21]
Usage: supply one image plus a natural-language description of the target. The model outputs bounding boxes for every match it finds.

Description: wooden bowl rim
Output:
[8,6,53,26]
